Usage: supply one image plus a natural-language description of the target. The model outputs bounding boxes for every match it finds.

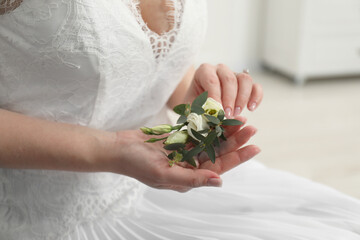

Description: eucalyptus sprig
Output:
[141,92,243,167]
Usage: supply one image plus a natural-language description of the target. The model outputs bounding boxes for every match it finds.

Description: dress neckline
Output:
[127,0,185,61]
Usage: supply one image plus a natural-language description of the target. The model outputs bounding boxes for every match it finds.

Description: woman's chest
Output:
[0,0,207,127]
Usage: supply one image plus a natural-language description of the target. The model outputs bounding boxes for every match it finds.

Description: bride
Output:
[0,0,359,239]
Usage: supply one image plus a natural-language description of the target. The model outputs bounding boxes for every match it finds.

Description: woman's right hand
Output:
[99,129,220,192]
[101,120,259,193]
[0,109,258,193]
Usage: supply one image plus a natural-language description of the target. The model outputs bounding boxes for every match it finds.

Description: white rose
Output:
[187,113,209,140]
[202,97,224,117]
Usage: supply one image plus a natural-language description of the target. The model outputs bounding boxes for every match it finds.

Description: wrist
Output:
[83,128,118,173]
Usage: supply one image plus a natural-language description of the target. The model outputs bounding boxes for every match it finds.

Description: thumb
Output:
[166,166,222,188]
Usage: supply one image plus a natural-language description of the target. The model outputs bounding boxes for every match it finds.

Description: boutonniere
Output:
[141,92,243,167]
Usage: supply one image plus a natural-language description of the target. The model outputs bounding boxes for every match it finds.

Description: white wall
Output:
[196,0,264,72]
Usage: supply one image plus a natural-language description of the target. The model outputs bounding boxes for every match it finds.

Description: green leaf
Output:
[179,149,188,160]
[172,124,183,131]
[185,104,191,116]
[205,144,216,163]
[207,122,217,128]
[164,143,186,151]
[220,133,227,141]
[191,129,205,141]
[182,144,205,163]
[222,119,243,126]
[215,125,223,136]
[217,109,225,121]
[192,91,208,107]
[173,104,187,115]
[188,137,200,145]
[185,157,197,167]
[198,129,209,134]
[145,137,168,143]
[191,105,205,115]
[213,137,220,148]
[167,152,175,160]
[205,114,220,125]
[176,115,187,124]
[204,130,217,146]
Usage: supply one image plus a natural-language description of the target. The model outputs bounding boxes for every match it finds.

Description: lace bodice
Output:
[129,0,184,60]
[0,0,207,239]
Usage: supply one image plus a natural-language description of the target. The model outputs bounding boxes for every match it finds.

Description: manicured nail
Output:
[254,147,261,155]
[252,128,258,136]
[234,107,241,116]
[225,107,232,118]
[207,178,222,187]
[249,102,257,111]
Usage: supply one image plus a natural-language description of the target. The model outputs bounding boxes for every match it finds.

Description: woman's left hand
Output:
[185,63,263,119]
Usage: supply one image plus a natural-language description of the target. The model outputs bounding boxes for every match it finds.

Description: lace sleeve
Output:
[0,0,22,15]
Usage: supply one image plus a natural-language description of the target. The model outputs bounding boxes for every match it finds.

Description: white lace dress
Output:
[0,1,359,239]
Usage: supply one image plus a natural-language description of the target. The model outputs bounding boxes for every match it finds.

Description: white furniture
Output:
[262,0,360,84]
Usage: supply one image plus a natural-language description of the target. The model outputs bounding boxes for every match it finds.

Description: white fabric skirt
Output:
[65,161,360,240]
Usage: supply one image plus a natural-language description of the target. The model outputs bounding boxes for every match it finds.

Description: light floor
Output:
[244,71,360,199]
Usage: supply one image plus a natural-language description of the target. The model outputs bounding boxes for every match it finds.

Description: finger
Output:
[153,183,191,193]
[248,83,263,111]
[195,64,222,103]
[200,145,261,175]
[216,64,238,118]
[173,186,191,193]
[217,126,257,157]
[163,166,222,188]
[223,115,247,138]
[159,184,192,193]
[234,73,253,116]
[198,125,256,163]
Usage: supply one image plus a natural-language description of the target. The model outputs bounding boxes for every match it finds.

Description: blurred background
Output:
[196,0,360,199]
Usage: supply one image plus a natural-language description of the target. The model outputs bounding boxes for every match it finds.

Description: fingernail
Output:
[207,178,222,187]
[234,107,241,116]
[225,107,232,119]
[249,102,257,111]
[252,128,258,136]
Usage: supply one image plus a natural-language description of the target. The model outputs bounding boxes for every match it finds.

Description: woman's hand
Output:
[100,119,259,193]
[0,107,259,193]
[185,64,263,119]
[102,130,219,193]
[197,116,260,174]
